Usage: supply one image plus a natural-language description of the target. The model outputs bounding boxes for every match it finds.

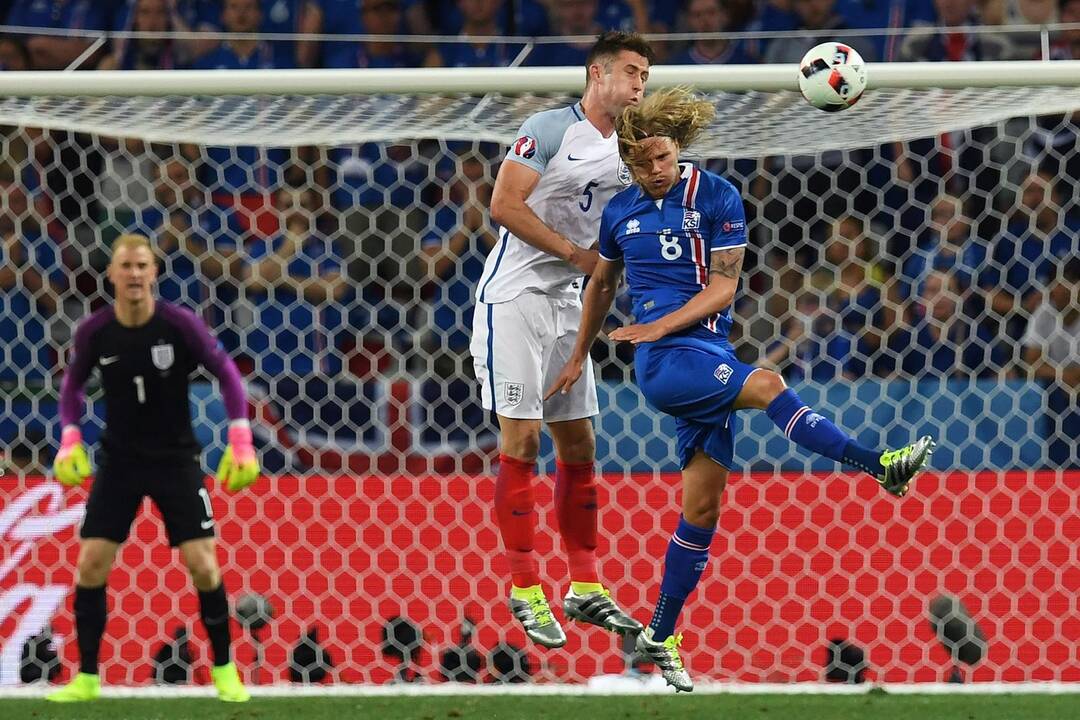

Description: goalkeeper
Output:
[47,234,258,703]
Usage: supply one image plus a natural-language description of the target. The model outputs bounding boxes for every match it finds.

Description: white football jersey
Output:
[476,102,633,305]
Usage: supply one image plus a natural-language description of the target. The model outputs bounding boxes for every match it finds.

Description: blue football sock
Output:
[766,388,884,476]
[649,515,714,641]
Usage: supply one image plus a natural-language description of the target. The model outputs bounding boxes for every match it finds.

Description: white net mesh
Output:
[1,77,1078,686]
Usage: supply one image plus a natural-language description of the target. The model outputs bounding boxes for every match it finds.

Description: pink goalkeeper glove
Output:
[215,420,260,492]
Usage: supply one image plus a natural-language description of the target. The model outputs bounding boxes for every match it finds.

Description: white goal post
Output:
[1,62,1078,687]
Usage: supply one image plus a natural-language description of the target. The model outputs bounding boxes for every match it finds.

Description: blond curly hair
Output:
[616,87,716,166]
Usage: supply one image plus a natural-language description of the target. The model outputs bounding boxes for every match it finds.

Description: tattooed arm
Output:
[609,247,746,344]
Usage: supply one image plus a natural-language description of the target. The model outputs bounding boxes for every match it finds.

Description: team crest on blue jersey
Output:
[682,210,701,230]
[504,382,524,406]
[513,136,537,159]
[713,363,733,384]
[151,343,174,370]
[626,219,640,234]
[617,160,632,186]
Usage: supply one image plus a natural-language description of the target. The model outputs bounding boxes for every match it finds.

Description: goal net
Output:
[1,63,1078,687]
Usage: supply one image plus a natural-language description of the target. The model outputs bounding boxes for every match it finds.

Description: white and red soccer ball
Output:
[798,42,867,112]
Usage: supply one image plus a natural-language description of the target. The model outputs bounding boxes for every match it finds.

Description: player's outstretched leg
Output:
[553,455,641,636]
[745,373,935,496]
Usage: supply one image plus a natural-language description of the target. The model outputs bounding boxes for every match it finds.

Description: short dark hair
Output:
[585,31,655,81]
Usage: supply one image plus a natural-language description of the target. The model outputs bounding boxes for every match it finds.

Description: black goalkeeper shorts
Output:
[80,450,216,547]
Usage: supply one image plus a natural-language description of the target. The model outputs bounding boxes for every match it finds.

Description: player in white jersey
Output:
[470,32,655,648]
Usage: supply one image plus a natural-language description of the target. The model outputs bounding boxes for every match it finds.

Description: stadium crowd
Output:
[1,0,1077,468]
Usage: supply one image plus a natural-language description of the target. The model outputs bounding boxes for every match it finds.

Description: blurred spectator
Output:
[111,0,223,63]
[669,0,754,65]
[416,151,496,447]
[239,187,347,379]
[893,269,994,377]
[130,157,236,309]
[525,0,602,66]
[238,188,376,446]
[837,0,936,60]
[900,193,987,297]
[426,0,519,67]
[260,0,308,68]
[976,170,1076,373]
[330,138,426,291]
[899,0,1012,61]
[893,0,1014,222]
[193,0,276,69]
[5,0,106,70]
[323,0,423,68]
[0,35,31,70]
[1021,257,1079,467]
[436,0,550,36]
[742,0,799,62]
[100,0,177,70]
[301,0,418,67]
[0,182,64,382]
[761,0,879,63]
[1022,0,1080,206]
[1051,0,1080,60]
[764,216,895,380]
[192,0,289,239]
[1004,0,1060,58]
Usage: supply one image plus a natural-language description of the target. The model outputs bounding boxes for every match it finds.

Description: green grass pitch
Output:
[10,694,1080,720]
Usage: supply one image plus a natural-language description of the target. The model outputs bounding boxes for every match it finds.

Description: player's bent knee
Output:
[740,369,787,409]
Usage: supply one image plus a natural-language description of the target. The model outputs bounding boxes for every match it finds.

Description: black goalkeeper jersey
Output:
[62,302,240,459]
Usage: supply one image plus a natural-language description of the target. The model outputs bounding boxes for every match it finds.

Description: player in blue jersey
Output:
[547,88,935,692]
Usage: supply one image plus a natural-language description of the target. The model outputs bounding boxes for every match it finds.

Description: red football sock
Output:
[494,453,540,588]
[555,459,599,584]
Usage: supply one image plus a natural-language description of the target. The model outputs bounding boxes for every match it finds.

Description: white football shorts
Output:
[470,291,599,422]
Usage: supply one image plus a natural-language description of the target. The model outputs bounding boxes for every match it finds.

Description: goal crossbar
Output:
[0,61,1078,97]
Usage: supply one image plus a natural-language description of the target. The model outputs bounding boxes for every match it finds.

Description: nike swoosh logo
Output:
[511,509,531,516]
[567,154,586,161]
[100,356,120,366]
[201,519,215,529]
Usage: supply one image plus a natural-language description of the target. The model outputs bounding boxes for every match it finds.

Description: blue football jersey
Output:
[598,163,747,342]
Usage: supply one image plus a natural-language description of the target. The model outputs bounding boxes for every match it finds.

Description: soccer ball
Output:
[798,42,867,112]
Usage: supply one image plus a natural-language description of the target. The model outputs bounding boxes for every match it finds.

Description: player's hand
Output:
[53,426,91,487]
[568,246,599,276]
[216,421,260,493]
[609,322,669,344]
[544,357,586,400]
